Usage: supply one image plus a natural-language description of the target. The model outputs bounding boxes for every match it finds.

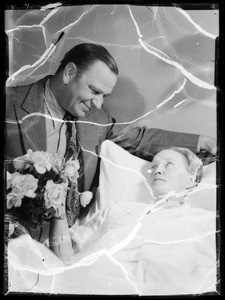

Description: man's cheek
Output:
[81,90,93,100]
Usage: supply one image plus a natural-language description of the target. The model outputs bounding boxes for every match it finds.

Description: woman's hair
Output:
[169,147,203,184]
[169,147,203,183]
[56,43,119,77]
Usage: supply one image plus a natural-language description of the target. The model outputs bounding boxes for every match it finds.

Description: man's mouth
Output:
[81,100,91,110]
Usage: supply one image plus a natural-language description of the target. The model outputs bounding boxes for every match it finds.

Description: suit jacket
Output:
[5,76,199,195]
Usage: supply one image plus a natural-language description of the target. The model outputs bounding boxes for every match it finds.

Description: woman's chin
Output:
[152,189,170,199]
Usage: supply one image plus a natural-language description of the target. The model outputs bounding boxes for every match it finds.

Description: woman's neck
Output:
[155,195,187,209]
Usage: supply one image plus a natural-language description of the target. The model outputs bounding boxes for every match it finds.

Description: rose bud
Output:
[80,191,93,207]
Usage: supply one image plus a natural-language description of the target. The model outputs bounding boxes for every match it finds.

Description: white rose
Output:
[44,180,67,209]
[7,190,23,209]
[11,173,25,192]
[28,150,52,174]
[11,174,38,198]
[51,155,64,173]
[63,158,80,182]
[13,157,29,171]
[20,174,38,198]
[80,191,93,207]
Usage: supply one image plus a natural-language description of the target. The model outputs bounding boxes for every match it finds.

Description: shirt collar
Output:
[44,78,65,119]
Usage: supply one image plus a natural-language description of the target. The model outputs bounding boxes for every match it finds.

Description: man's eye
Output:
[92,90,100,95]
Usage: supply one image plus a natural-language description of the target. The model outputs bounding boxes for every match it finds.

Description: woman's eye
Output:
[166,162,173,167]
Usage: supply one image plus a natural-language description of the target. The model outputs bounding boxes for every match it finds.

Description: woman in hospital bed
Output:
[7,141,217,295]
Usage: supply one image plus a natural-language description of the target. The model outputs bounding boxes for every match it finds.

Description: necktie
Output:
[64,113,81,228]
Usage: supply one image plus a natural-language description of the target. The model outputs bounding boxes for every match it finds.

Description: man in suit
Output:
[5,43,216,236]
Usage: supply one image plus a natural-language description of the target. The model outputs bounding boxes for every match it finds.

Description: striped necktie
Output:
[64,113,80,227]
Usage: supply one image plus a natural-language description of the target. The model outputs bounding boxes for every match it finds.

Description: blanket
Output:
[7,201,217,295]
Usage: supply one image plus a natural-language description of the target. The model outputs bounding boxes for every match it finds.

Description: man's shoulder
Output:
[6,76,50,105]
[7,82,32,100]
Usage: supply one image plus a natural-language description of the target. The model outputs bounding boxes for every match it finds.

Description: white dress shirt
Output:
[43,79,67,158]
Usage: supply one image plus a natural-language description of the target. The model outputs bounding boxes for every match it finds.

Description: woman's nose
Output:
[154,165,164,174]
[92,96,104,109]
[155,170,162,175]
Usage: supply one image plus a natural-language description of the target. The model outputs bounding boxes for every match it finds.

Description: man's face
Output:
[59,60,117,117]
[148,150,193,198]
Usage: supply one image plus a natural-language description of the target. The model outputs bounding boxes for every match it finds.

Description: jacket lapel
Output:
[18,77,50,152]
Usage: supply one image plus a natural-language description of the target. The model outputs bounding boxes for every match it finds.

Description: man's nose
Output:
[92,96,104,109]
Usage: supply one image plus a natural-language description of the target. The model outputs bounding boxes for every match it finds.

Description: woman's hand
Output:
[54,202,66,220]
[49,194,74,263]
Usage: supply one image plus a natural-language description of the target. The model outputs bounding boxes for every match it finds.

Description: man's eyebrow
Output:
[88,84,111,97]
[89,84,104,94]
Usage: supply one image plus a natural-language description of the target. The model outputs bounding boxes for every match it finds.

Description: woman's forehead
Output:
[153,149,186,164]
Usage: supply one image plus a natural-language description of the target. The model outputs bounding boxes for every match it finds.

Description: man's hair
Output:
[169,147,203,184]
[56,43,119,77]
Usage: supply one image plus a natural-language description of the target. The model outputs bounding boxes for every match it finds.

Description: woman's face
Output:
[148,149,193,198]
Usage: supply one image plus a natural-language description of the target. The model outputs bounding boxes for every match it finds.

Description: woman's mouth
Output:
[153,178,166,183]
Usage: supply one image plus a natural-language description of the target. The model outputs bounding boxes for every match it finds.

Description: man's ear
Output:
[63,62,77,85]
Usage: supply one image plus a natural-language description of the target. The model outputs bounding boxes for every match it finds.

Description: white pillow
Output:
[82,140,154,224]
[98,140,155,208]
[83,140,217,224]
[188,161,217,211]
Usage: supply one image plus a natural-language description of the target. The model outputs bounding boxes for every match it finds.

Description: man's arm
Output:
[107,123,216,160]
[101,105,216,160]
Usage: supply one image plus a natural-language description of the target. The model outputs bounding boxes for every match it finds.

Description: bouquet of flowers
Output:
[6,149,92,236]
